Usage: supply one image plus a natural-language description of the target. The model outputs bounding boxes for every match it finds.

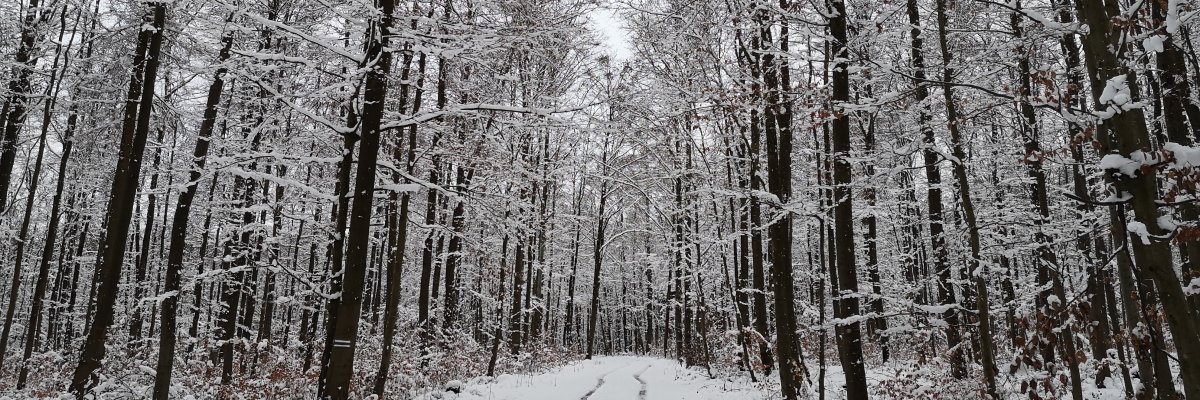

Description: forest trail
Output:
[432,356,767,400]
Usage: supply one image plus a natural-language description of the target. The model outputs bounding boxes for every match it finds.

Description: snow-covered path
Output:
[432,356,767,400]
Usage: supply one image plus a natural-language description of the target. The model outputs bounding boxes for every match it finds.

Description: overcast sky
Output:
[588,7,632,61]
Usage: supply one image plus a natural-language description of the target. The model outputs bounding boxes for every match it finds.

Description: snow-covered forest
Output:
[0,0,1199,398]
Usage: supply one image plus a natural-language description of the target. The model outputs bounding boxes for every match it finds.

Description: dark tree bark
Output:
[487,232,511,376]
[70,2,168,394]
[932,0,1000,395]
[528,137,551,341]
[1075,0,1200,397]
[905,0,965,379]
[671,140,687,361]
[47,193,82,351]
[15,6,74,386]
[563,177,584,347]
[1151,0,1200,314]
[218,157,261,384]
[759,3,806,398]
[300,206,321,373]
[1046,1,1126,390]
[828,2,867,398]
[719,169,756,381]
[586,137,612,360]
[417,112,442,330]
[738,28,774,374]
[0,0,52,366]
[443,164,473,331]
[64,194,93,348]
[509,231,526,354]
[321,0,395,396]
[729,138,758,375]
[317,45,361,395]
[0,0,44,213]
[37,92,80,357]
[858,58,888,366]
[373,29,424,397]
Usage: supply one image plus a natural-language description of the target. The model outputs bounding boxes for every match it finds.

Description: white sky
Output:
[588,7,632,61]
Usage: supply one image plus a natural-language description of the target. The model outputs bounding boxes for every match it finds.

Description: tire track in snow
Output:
[579,365,625,400]
[633,364,652,400]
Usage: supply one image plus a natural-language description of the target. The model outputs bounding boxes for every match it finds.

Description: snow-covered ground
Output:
[417,356,769,400]
[410,354,1155,399]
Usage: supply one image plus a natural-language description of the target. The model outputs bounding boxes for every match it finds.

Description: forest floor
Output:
[415,356,772,400]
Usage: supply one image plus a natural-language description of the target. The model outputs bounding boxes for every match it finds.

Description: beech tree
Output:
[70,0,168,394]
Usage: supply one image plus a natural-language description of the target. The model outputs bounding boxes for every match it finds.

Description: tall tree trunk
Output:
[14,7,73,386]
[443,165,473,331]
[1075,0,1200,397]
[932,0,999,395]
[759,2,804,396]
[0,0,52,366]
[36,85,80,359]
[671,140,687,361]
[744,39,774,377]
[47,193,81,351]
[300,207,321,373]
[488,232,510,376]
[1151,0,1200,314]
[529,138,551,341]
[218,151,262,384]
[70,2,167,394]
[0,0,43,213]
[1049,0,1125,390]
[321,0,395,397]
[317,44,361,396]
[858,59,888,366]
[732,15,773,372]
[1110,206,1158,399]
[509,231,526,354]
[586,133,613,359]
[563,177,583,347]
[417,117,442,330]
[373,33,423,397]
[828,2,867,397]
[64,194,93,347]
[906,0,965,379]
